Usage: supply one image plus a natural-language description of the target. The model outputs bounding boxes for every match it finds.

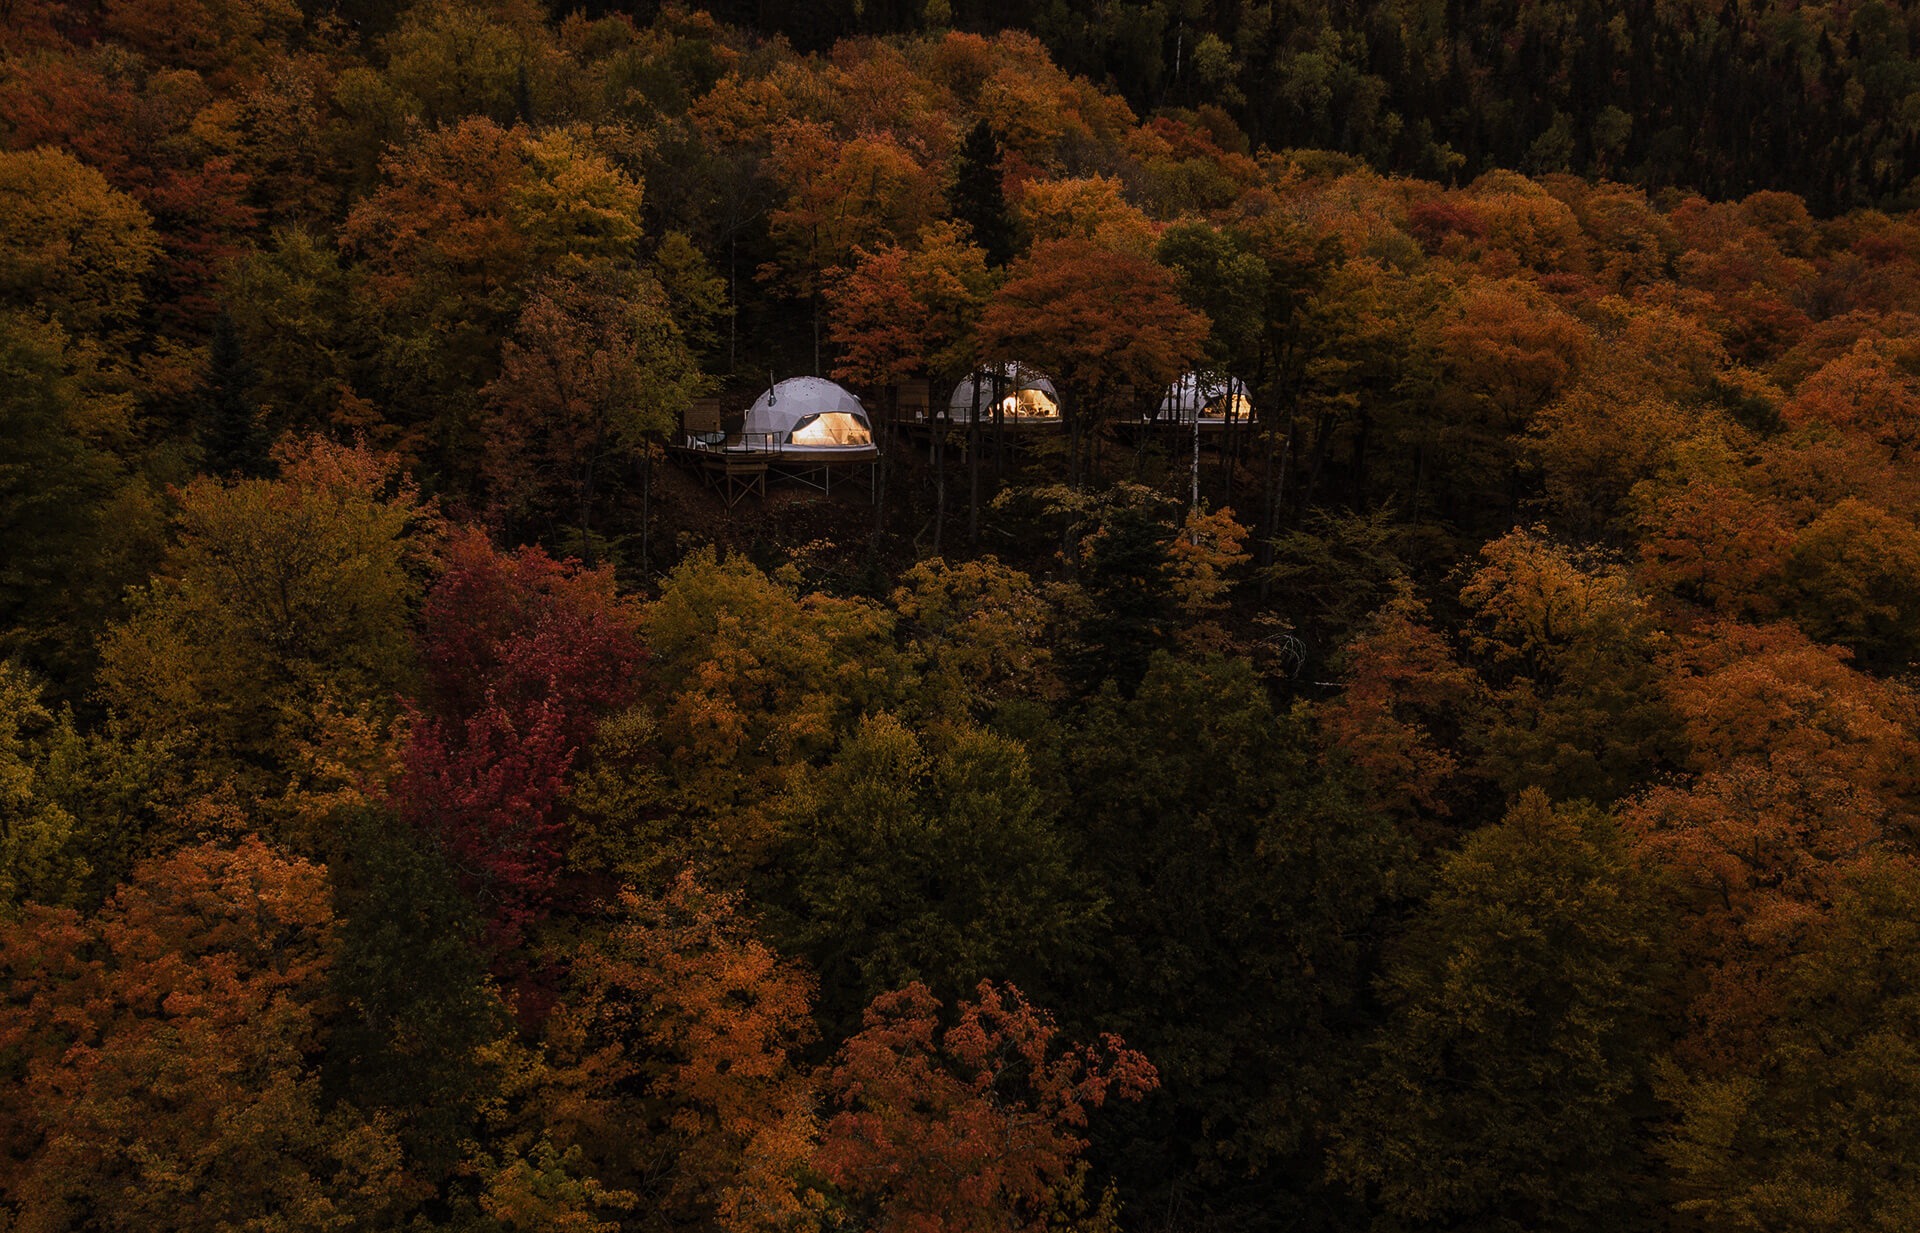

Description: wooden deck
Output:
[666,438,878,505]
[1109,417,1258,443]
[668,442,773,507]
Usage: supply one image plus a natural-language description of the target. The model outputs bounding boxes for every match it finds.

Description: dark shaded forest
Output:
[607,0,1920,212]
[8,1,1920,1231]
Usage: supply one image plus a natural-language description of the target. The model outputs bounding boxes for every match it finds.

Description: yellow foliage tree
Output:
[97,437,437,843]
[0,146,160,340]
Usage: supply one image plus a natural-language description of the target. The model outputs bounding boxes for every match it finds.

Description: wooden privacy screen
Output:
[895,379,931,419]
[683,397,723,434]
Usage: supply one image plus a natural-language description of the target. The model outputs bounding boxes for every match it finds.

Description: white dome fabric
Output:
[1158,373,1253,423]
[743,378,873,450]
[946,361,1060,423]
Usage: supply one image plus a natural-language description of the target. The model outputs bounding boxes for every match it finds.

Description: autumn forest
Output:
[8,0,1920,1230]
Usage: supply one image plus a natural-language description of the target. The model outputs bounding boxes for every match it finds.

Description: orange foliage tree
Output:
[976,238,1207,481]
[826,221,996,388]
[1626,620,1920,1068]
[0,838,412,1229]
[542,872,819,1233]
[1319,589,1487,837]
[814,980,1156,1233]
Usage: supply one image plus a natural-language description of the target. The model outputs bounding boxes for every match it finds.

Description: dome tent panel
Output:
[945,361,1061,424]
[1156,372,1254,424]
[742,377,877,458]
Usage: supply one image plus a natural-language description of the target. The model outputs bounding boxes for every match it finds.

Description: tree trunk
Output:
[1301,407,1336,511]
[1351,408,1372,506]
[968,371,982,545]
[993,367,1007,482]
[1258,410,1293,602]
[577,429,602,566]
[1410,437,1427,523]
[640,441,652,579]
[1088,395,1103,486]
[809,224,822,377]
[1221,387,1240,510]
[1067,390,1082,490]
[1190,395,1202,514]
[873,386,893,546]
[934,383,947,554]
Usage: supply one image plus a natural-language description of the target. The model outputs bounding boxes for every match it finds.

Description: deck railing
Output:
[680,430,782,454]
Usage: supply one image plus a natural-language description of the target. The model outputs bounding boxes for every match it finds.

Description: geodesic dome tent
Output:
[945,361,1061,424]
[1157,372,1254,424]
[742,377,876,458]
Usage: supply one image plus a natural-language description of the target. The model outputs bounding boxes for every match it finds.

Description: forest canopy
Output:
[7,1,1920,1231]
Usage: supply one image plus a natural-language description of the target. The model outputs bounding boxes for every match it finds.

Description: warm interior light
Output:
[1000,388,1058,418]
[789,411,872,446]
[1202,391,1253,421]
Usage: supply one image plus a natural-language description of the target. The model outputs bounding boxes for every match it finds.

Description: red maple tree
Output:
[397,528,645,946]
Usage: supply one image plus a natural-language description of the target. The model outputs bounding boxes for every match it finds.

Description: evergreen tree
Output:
[0,315,122,676]
[197,310,270,477]
[949,119,1015,267]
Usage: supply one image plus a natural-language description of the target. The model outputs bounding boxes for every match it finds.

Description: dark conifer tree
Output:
[197,310,270,477]
[949,118,1016,267]
[1067,499,1181,697]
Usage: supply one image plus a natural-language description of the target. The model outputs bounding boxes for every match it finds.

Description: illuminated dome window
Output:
[789,411,872,446]
[1206,389,1253,421]
[948,361,1061,423]
[1158,373,1255,424]
[999,386,1058,418]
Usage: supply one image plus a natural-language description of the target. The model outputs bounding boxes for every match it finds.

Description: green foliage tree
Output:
[381,0,569,127]
[768,712,1097,1029]
[1658,860,1920,1232]
[598,549,906,885]
[1054,654,1407,1193]
[96,437,436,839]
[1782,497,1920,671]
[196,310,271,477]
[0,313,148,681]
[0,663,88,911]
[889,555,1061,720]
[1460,529,1680,805]
[482,265,702,556]
[324,808,509,1186]
[1000,483,1183,695]
[1329,790,1672,1233]
[1155,219,1268,376]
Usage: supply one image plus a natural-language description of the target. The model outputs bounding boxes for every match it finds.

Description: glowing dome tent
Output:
[741,377,877,459]
[944,361,1061,424]
[1155,373,1254,425]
